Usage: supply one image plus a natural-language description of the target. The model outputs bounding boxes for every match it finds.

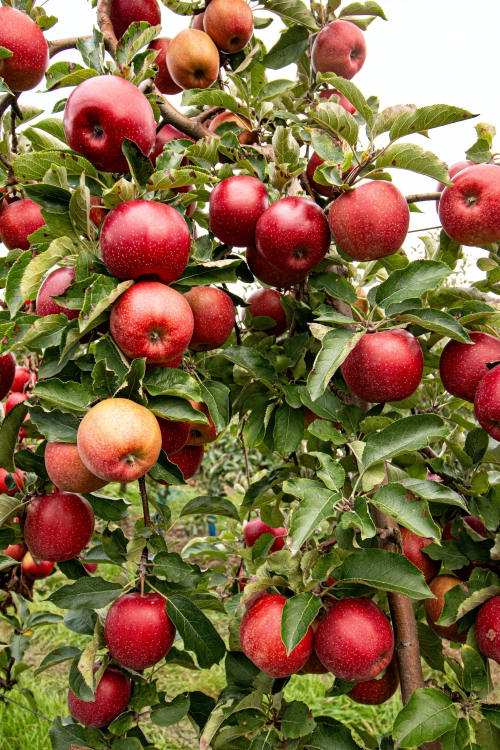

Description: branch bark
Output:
[97,0,118,59]
[406,192,441,203]
[48,36,91,58]
[139,79,213,140]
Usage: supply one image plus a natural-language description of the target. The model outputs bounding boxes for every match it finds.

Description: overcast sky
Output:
[12,0,500,272]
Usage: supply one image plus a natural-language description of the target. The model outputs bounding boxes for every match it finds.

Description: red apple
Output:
[209,176,268,248]
[311,20,366,79]
[439,164,500,246]
[78,398,162,483]
[64,76,156,173]
[315,597,394,682]
[21,552,54,580]
[347,655,399,705]
[24,492,95,562]
[440,331,500,403]
[166,29,219,90]
[146,354,183,372]
[436,160,475,195]
[243,518,286,554]
[476,596,500,663]
[306,151,338,198]
[151,123,194,167]
[0,198,45,251]
[104,592,176,670]
[246,245,307,288]
[424,575,468,643]
[341,330,423,403]
[0,353,15,401]
[110,0,161,39]
[399,526,441,583]
[68,664,131,728]
[442,515,486,581]
[246,289,288,337]
[82,561,98,574]
[36,267,79,320]
[185,401,218,446]
[0,7,48,92]
[0,467,23,495]
[5,391,28,414]
[89,197,108,229]
[100,200,191,284]
[191,12,205,30]
[300,618,329,675]
[255,197,331,276]
[3,543,25,562]
[45,442,108,494]
[167,444,204,480]
[474,364,500,440]
[208,111,258,145]
[157,417,190,456]
[239,594,313,677]
[319,88,356,114]
[110,282,194,364]
[329,182,410,261]
[203,0,254,54]
[148,38,182,95]
[184,286,235,351]
[10,366,32,393]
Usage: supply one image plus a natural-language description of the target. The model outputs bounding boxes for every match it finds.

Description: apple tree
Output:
[0,0,500,749]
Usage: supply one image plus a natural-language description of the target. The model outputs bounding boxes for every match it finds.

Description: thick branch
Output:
[48,36,91,58]
[140,79,213,140]
[97,0,118,59]
[406,192,441,203]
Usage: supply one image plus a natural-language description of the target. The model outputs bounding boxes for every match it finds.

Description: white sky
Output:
[11,0,500,274]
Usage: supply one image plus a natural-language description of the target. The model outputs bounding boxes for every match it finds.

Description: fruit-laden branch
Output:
[48,36,92,58]
[406,192,442,203]
[97,0,119,58]
[139,79,213,140]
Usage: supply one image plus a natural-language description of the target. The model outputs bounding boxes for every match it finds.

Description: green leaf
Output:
[310,452,345,491]
[370,483,441,538]
[34,646,81,676]
[281,700,316,739]
[32,379,90,414]
[258,0,318,30]
[316,74,374,128]
[5,250,31,316]
[189,89,239,112]
[289,486,340,549]
[175,259,242,287]
[309,102,359,146]
[376,260,451,307]
[274,403,304,454]
[200,381,230,432]
[336,549,433,599]
[148,396,209,424]
[24,183,71,212]
[273,125,300,169]
[362,415,449,467]
[465,428,489,464]
[262,25,310,69]
[143,368,201,400]
[306,721,360,750]
[122,138,154,190]
[401,478,467,511]
[308,329,361,401]
[281,593,321,655]
[339,1,387,19]
[151,693,190,728]
[48,577,122,610]
[397,308,471,344]
[257,78,295,102]
[179,495,239,521]
[13,150,97,182]
[45,61,100,90]
[0,402,29,472]
[389,104,476,141]
[29,406,79,443]
[462,644,487,693]
[152,552,192,583]
[393,688,458,747]
[417,622,445,672]
[221,346,276,387]
[377,142,449,182]
[309,271,357,304]
[166,595,226,669]
[116,21,161,65]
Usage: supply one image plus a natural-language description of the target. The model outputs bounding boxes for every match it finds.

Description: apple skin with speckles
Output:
[184,286,235,352]
[476,596,500,663]
[45,442,108,494]
[439,164,500,246]
[68,664,131,728]
[300,617,329,675]
[0,353,15,401]
[244,518,286,554]
[36,267,79,320]
[110,282,194,364]
[104,593,176,670]
[440,331,500,403]
[246,245,307,288]
[10,366,32,393]
[209,176,269,248]
[186,401,218,445]
[148,38,182,95]
[100,200,191,284]
[347,654,399,704]
[424,575,468,643]
[255,197,331,276]
[319,88,356,114]
[151,123,194,166]
[474,364,500,441]
[78,398,162,483]
[110,0,161,40]
[329,182,409,261]
[311,20,366,79]
[3,543,25,562]
[167,444,204,480]
[247,289,289,337]
[436,160,475,196]
[315,597,394,682]
[0,198,45,250]
[399,526,441,583]
[0,6,49,92]
[21,552,54,579]
[203,0,254,54]
[239,594,313,677]
[157,417,190,456]
[24,492,95,562]
[166,29,219,91]
[341,330,423,403]
[64,76,156,174]
[208,111,257,145]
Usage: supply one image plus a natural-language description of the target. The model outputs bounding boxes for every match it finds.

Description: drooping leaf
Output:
[281,593,321,655]
[393,688,458,747]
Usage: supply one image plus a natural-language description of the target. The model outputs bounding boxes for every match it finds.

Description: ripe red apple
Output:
[319,88,356,114]
[24,492,95,562]
[104,592,176,670]
[474,364,500,440]
[64,76,156,173]
[167,444,204,480]
[151,123,194,166]
[329,182,410,261]
[0,7,49,92]
[342,330,423,403]
[208,111,258,145]
[78,398,162,483]
[399,526,441,583]
[0,467,23,495]
[424,575,468,643]
[45,442,108,494]
[244,518,286,554]
[186,401,218,446]
[440,331,500,403]
[0,353,15,401]
[246,289,289,337]
[36,267,79,319]
[442,515,486,581]
[347,655,399,705]
[256,197,331,276]
[89,197,108,229]
[110,282,194,363]
[240,594,313,677]
[10,366,31,393]
[476,596,500,663]
[146,354,183,372]
[148,38,182,95]
[439,164,500,246]
[166,29,219,90]
[311,20,366,79]
[68,664,131,728]
[436,160,475,195]
[5,391,28,414]
[100,200,191,284]
[3,543,25,562]
[157,417,190,456]
[191,12,205,30]
[300,618,329,675]
[184,286,235,351]
[306,151,338,198]
[21,552,54,579]
[246,245,307,288]
[209,176,268,248]
[0,198,45,251]
[110,0,161,39]
[203,0,254,54]
[82,561,98,574]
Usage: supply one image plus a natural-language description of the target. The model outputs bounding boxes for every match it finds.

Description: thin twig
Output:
[234,319,242,346]
[239,429,251,488]
[0,93,17,120]
[192,105,225,123]
[406,192,441,203]
[138,475,151,528]
[48,36,92,58]
[1,694,52,722]
[10,107,17,154]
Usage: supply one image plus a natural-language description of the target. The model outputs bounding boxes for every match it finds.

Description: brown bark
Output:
[96,0,119,58]
[406,192,442,203]
[48,36,92,58]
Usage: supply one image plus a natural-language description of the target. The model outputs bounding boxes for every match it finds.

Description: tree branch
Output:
[140,79,213,140]
[0,93,17,120]
[138,475,151,527]
[48,36,91,58]
[192,105,225,123]
[406,192,441,203]
[97,0,118,59]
